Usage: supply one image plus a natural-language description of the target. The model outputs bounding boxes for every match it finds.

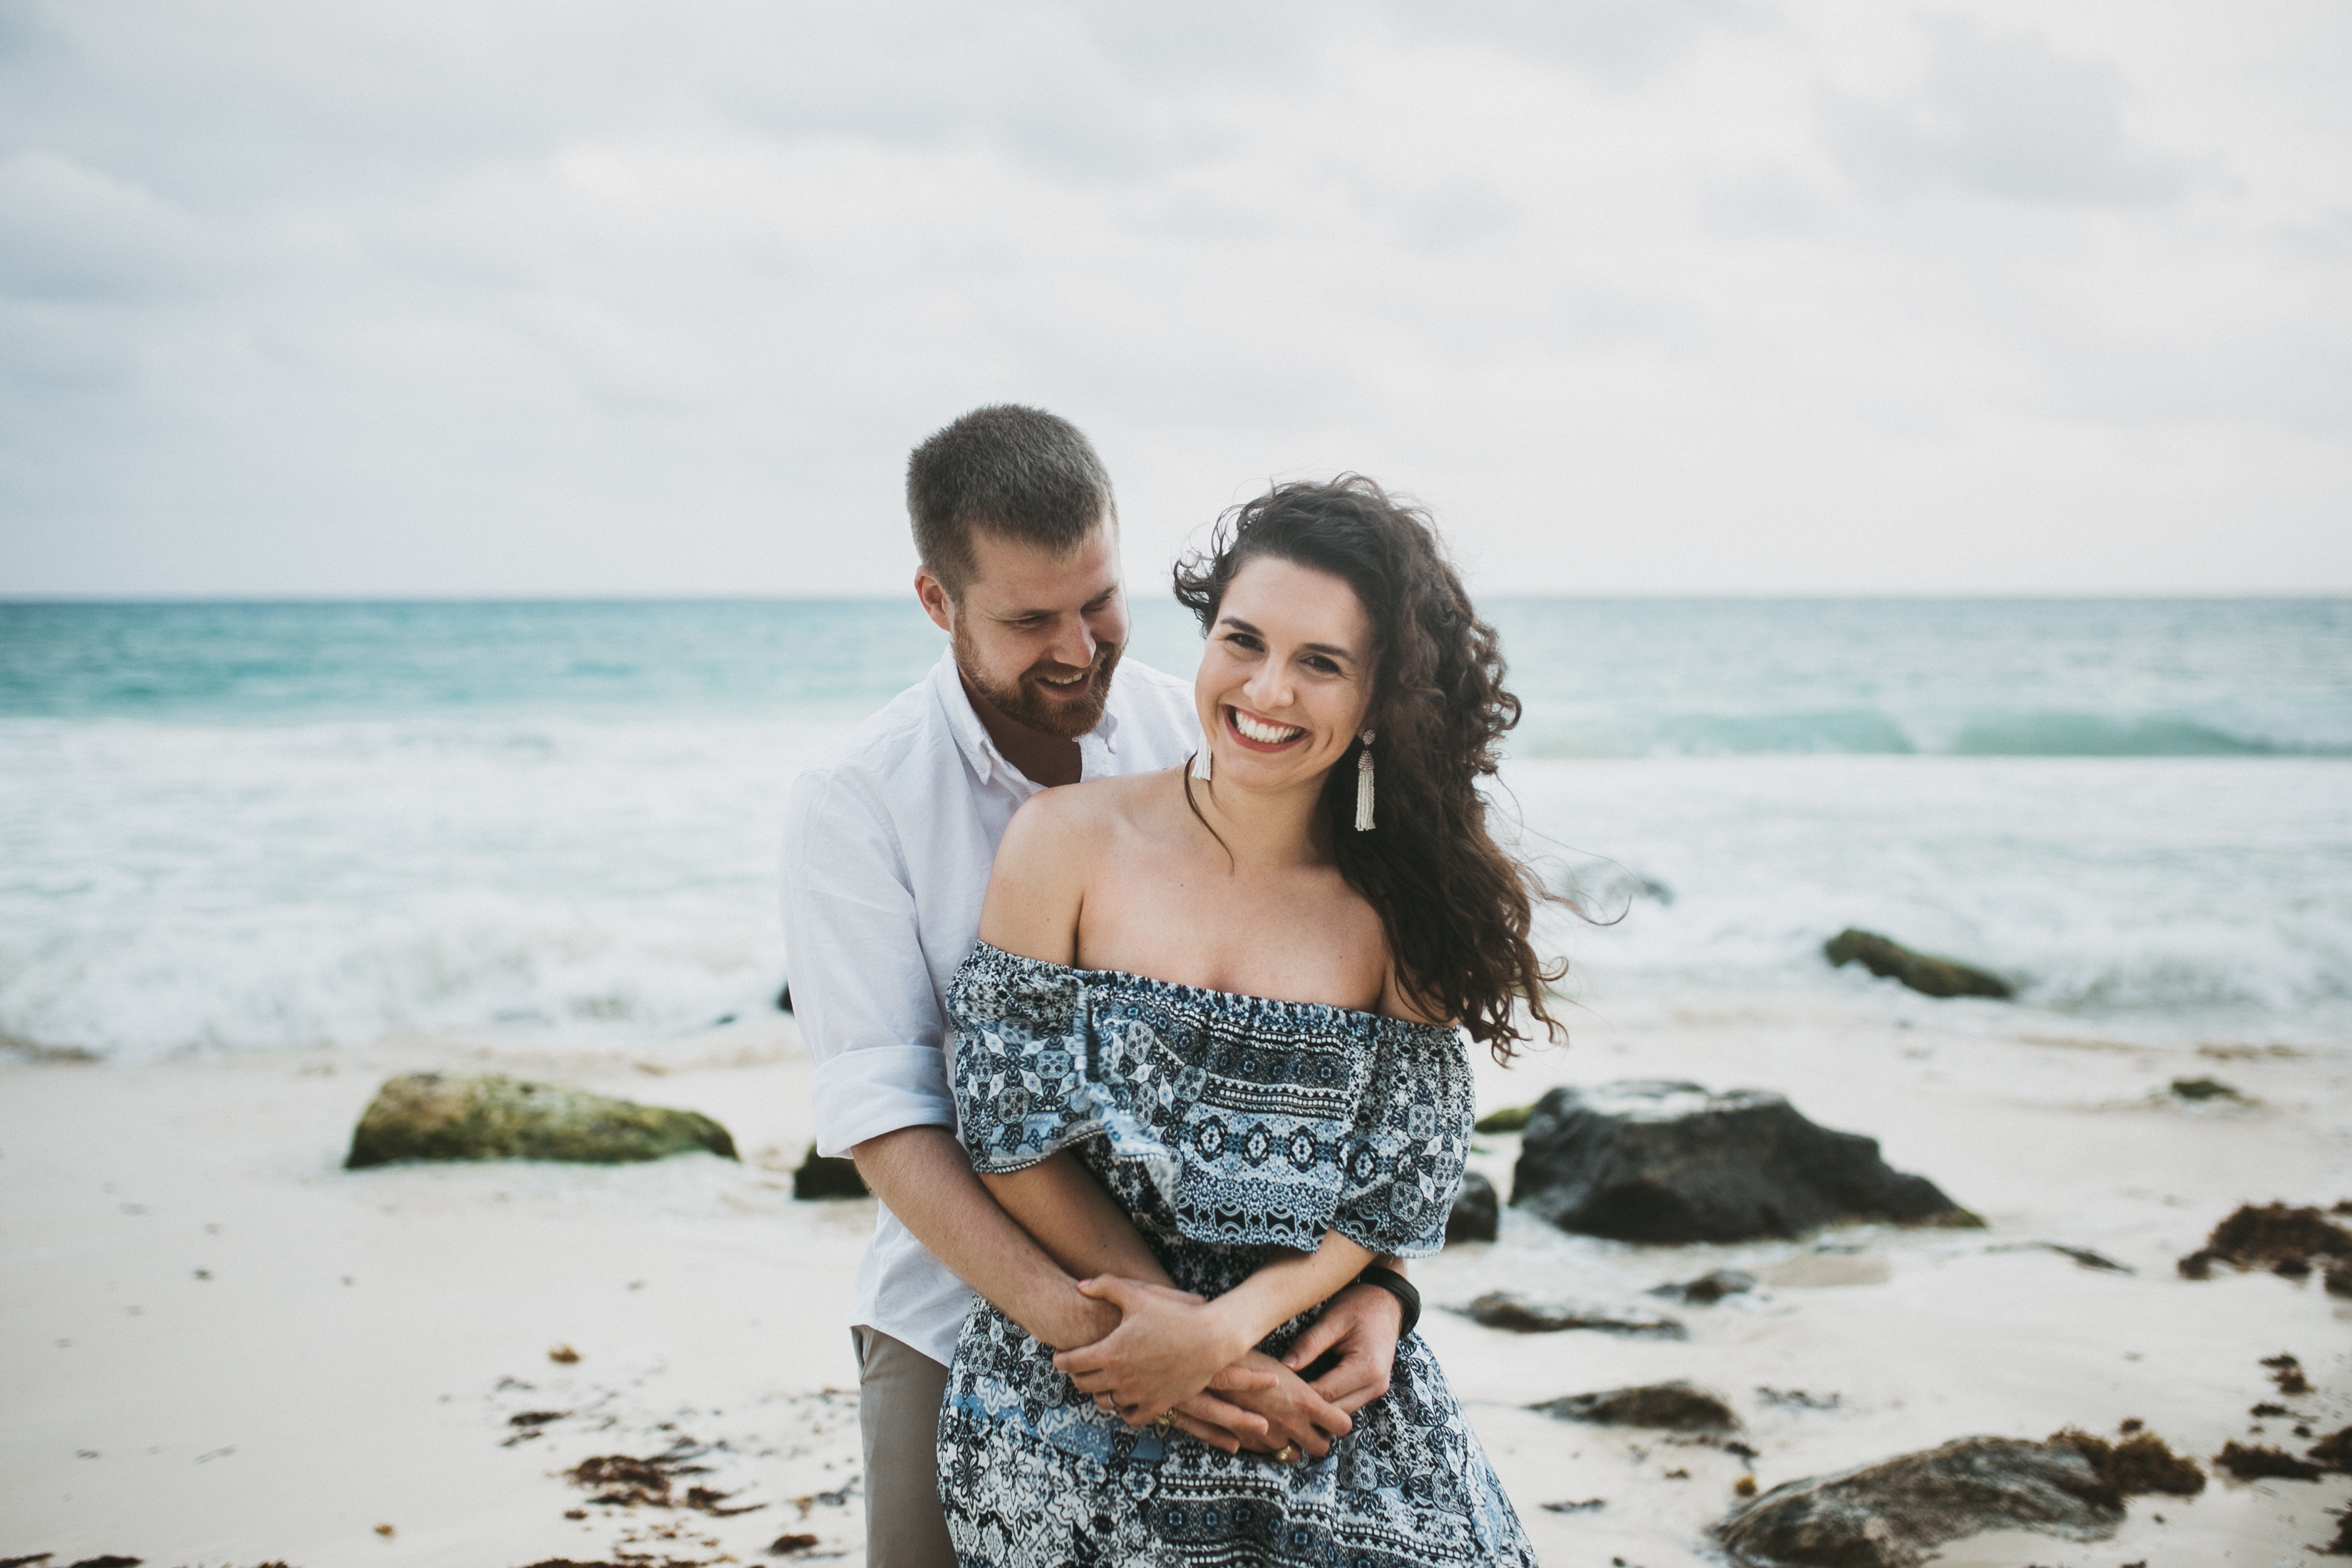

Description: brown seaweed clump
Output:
[564,1443,763,1516]
[2175,1203,2352,1285]
[2048,1428,2206,1500]
[2263,1353,2314,1397]
[2213,1441,2325,1483]
[2320,1508,2352,1557]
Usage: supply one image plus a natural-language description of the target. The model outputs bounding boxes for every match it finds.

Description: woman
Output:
[938,476,1562,1566]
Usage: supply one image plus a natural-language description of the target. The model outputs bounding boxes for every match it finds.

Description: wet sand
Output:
[2,1003,2346,1567]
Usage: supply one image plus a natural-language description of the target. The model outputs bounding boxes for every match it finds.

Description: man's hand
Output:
[1278,1279,1403,1415]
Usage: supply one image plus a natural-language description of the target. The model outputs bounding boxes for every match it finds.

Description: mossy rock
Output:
[1824,929,2011,1001]
[1474,1104,1535,1134]
[345,1073,737,1168]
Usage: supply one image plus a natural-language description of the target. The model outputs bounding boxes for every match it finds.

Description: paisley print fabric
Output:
[938,943,1536,1568]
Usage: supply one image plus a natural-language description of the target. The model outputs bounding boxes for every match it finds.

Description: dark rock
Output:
[2176,1203,2352,1281]
[1539,1498,1606,1513]
[1651,1268,1756,1304]
[1474,1104,1535,1134]
[775,983,793,1013]
[2306,1426,2351,1472]
[1510,1080,1975,1244]
[1715,1435,2123,1568]
[1446,1170,1498,1243]
[2213,1441,2324,1482]
[344,1074,736,1168]
[1824,928,2012,1000]
[793,1143,868,1200]
[1535,1381,1738,1433]
[1458,1291,1684,1338]
[2170,1076,2241,1101]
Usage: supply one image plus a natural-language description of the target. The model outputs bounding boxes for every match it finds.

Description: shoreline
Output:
[4,1003,2348,1567]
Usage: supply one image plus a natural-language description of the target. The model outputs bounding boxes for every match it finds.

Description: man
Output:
[781,405,1408,1567]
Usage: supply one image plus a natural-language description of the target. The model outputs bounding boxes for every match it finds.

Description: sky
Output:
[1,1,2347,598]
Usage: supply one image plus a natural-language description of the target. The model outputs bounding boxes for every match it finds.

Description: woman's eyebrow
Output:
[1218,614,1357,663]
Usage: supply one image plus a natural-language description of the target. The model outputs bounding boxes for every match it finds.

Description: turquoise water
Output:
[3,597,2348,1058]
[8,598,2348,755]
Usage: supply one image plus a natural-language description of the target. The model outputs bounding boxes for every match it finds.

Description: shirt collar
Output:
[929,644,1124,788]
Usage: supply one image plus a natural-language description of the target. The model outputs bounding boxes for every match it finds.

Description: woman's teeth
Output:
[1232,710,1304,744]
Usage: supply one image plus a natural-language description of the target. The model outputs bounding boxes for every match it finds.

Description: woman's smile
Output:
[1224,705,1308,751]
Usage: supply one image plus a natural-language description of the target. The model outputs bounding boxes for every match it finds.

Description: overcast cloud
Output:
[1,0,2346,596]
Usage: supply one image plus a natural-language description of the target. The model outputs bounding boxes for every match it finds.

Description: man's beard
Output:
[954,628,1123,739]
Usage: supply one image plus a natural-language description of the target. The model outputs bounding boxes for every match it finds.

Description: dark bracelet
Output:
[1355,1264,1420,1341]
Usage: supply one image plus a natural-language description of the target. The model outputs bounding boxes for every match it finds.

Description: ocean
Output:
[3,597,2348,1061]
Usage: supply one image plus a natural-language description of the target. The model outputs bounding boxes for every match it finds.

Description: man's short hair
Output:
[906,404,1114,598]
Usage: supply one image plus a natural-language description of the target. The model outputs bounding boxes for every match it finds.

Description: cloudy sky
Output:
[1,1,2346,597]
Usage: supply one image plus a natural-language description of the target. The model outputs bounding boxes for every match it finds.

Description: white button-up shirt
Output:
[782,643,1205,1363]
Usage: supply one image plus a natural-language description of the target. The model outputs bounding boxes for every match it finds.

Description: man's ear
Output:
[915,567,956,634]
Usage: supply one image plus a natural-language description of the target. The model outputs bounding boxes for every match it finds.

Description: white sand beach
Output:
[5,997,2346,1568]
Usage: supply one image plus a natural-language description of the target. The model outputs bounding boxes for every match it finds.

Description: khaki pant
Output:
[852,1326,956,1568]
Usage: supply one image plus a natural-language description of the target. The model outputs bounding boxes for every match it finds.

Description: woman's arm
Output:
[1052,1229,1376,1429]
[986,1150,1357,1454]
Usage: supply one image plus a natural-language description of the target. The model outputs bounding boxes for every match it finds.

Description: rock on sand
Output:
[1716,1435,2122,1568]
[1823,927,2012,1000]
[1533,1381,1738,1433]
[1446,1170,1498,1244]
[344,1073,737,1168]
[1511,1080,1974,1244]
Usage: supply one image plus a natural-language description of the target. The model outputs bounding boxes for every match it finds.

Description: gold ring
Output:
[1152,1412,1177,1434]
[1272,1443,1301,1465]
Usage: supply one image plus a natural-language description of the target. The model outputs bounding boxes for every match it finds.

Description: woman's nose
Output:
[1242,663,1291,713]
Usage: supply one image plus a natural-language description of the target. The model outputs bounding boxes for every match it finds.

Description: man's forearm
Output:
[850,1125,1118,1350]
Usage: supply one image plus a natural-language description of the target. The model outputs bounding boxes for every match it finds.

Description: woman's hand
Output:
[1053,1275,1251,1428]
[1195,1352,1353,1458]
[1100,1356,1353,1458]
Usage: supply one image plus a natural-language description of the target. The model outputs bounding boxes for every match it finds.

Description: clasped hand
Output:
[1053,1275,1358,1458]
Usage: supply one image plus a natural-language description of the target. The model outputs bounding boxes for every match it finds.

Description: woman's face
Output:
[1194,554,1376,799]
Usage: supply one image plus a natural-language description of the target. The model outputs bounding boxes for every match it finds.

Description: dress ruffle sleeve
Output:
[947,943,1472,1259]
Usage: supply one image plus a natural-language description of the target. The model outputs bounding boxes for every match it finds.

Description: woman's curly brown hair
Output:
[1172,475,1566,1059]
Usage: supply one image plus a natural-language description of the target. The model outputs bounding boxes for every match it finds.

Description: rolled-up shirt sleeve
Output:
[783,766,958,1156]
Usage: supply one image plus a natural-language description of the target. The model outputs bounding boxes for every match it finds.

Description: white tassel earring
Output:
[1353,730,1376,831]
[1191,746,1212,782]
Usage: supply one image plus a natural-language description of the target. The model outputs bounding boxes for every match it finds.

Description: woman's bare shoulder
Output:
[1000,768,1175,852]
[984,770,1185,960]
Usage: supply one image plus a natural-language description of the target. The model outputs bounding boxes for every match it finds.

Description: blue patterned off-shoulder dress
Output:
[939,942,1536,1568]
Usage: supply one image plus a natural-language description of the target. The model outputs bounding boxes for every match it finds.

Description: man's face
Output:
[918,521,1129,739]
